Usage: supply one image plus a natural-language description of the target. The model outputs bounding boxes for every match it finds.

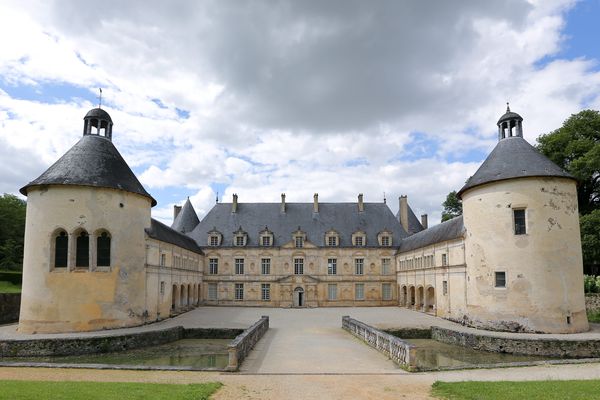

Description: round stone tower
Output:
[18,108,156,333]
[458,106,589,334]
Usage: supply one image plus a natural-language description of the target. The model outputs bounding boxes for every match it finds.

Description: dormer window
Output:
[233,226,248,247]
[292,228,306,248]
[378,230,392,247]
[325,230,339,247]
[352,231,366,247]
[259,227,274,247]
[207,228,222,247]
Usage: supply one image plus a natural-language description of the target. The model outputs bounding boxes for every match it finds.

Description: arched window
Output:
[54,231,68,268]
[97,231,111,266]
[76,231,89,267]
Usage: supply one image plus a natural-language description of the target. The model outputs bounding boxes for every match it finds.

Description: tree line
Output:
[0,194,26,270]
[441,109,600,270]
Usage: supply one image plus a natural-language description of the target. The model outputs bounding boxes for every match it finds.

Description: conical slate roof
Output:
[457,136,573,198]
[172,198,200,233]
[20,135,156,206]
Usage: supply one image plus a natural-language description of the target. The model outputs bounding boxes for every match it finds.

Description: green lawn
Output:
[0,380,222,400]
[0,280,21,293]
[432,380,600,400]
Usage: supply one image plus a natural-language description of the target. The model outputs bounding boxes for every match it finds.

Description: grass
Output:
[431,380,600,400]
[0,380,222,400]
[0,280,21,293]
[587,309,600,323]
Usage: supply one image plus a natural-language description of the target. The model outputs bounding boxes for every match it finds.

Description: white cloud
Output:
[0,0,599,227]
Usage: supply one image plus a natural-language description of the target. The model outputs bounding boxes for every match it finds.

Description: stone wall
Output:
[226,316,269,371]
[431,326,600,358]
[0,327,244,358]
[0,294,20,325]
[342,316,417,371]
[585,294,600,311]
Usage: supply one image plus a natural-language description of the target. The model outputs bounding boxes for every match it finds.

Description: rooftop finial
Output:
[216,191,219,204]
[506,102,510,113]
[98,88,103,109]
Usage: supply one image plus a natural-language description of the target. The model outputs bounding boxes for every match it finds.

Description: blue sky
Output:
[1,0,599,225]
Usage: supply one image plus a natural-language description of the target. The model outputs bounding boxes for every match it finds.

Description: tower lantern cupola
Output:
[497,103,523,140]
[83,108,113,141]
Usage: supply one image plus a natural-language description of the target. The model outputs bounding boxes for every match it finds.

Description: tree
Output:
[580,209,600,267]
[0,194,26,270]
[441,190,462,222]
[536,110,600,215]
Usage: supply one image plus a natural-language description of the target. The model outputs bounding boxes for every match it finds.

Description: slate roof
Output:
[20,135,157,206]
[146,218,203,254]
[190,202,408,248]
[85,107,113,122]
[457,136,573,198]
[172,198,200,233]
[399,215,465,253]
[395,205,425,235]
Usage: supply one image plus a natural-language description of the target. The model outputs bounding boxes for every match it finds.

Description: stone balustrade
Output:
[226,315,269,371]
[342,316,417,371]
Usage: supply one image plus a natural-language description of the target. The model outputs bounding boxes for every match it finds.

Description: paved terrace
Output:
[2,307,600,373]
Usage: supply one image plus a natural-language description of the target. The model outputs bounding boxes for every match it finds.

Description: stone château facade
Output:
[17,106,588,334]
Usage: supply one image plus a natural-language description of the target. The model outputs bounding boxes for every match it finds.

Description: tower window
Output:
[495,271,506,288]
[54,231,68,268]
[76,231,89,268]
[96,232,111,267]
[514,209,526,235]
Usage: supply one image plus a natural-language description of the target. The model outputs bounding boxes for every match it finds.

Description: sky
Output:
[1,0,600,226]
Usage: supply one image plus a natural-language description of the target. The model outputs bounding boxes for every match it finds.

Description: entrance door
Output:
[293,287,305,307]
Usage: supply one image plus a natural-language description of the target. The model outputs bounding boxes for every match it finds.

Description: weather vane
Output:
[98,88,103,109]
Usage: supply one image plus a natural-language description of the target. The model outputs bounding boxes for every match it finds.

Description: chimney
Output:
[281,193,286,213]
[399,195,408,232]
[313,193,319,213]
[358,193,364,212]
[173,205,182,221]
[421,214,428,229]
[232,193,238,213]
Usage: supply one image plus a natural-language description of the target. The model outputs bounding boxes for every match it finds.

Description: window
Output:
[209,235,220,246]
[355,283,365,300]
[495,271,506,288]
[160,253,166,267]
[327,236,337,247]
[261,284,271,301]
[441,253,448,266]
[235,283,244,300]
[76,231,89,267]
[294,258,304,275]
[160,281,165,295]
[208,283,218,300]
[328,284,337,300]
[235,258,244,274]
[327,258,337,275]
[235,235,245,246]
[295,236,304,248]
[209,258,219,275]
[381,236,390,247]
[54,231,68,268]
[355,258,364,275]
[261,258,271,275]
[355,236,363,246]
[514,209,526,235]
[97,232,111,267]
[262,236,271,246]
[382,283,392,300]
[381,258,391,275]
